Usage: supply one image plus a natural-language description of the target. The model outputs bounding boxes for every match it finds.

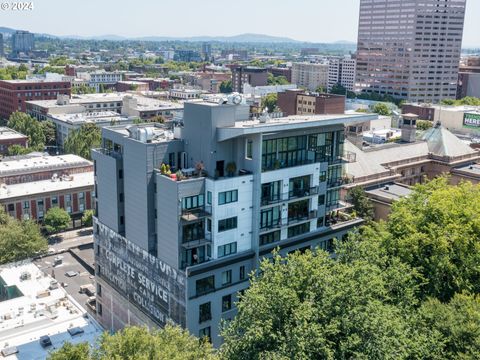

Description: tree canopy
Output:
[346,186,374,221]
[63,123,101,160]
[44,207,71,234]
[49,325,218,360]
[8,112,46,150]
[372,103,391,116]
[267,73,289,85]
[0,207,47,264]
[440,96,480,106]
[219,80,232,94]
[221,177,480,359]
[261,93,278,113]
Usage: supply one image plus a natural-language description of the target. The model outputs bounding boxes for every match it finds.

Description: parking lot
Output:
[33,245,96,311]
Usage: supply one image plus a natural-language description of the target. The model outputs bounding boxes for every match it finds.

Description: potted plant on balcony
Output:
[195,161,205,177]
[176,170,185,181]
[226,162,237,177]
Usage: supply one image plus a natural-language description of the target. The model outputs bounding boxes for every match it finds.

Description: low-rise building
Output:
[115,81,150,92]
[0,154,94,225]
[77,70,123,92]
[0,262,103,359]
[0,127,28,155]
[169,88,203,100]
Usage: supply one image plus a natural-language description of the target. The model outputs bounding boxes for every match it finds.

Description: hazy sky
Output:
[0,0,479,46]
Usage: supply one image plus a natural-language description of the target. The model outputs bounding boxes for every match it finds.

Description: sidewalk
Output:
[47,227,93,252]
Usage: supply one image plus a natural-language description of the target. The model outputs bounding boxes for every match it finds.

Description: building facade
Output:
[0,34,4,58]
[0,154,94,225]
[0,127,28,155]
[231,67,268,93]
[328,56,356,92]
[278,89,346,116]
[0,79,71,120]
[11,30,34,56]
[291,62,329,92]
[355,0,466,103]
[92,102,377,346]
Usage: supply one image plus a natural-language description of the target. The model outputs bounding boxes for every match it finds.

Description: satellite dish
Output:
[232,94,242,105]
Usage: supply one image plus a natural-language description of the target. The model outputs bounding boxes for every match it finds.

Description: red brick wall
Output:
[73,193,78,213]
[45,197,51,211]
[1,165,93,185]
[86,191,92,210]
[30,200,37,219]
[15,202,21,220]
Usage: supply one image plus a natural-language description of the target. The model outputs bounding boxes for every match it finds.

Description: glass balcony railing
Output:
[180,205,212,222]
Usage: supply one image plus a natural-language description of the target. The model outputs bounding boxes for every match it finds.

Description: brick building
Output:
[231,66,268,93]
[0,127,28,155]
[277,89,346,116]
[0,79,71,120]
[0,154,93,225]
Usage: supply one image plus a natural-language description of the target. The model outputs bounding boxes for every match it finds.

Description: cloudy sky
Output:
[0,0,478,46]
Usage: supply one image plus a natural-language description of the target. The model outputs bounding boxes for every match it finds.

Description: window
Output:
[97,303,102,316]
[196,276,215,296]
[261,181,282,204]
[119,193,124,202]
[222,294,232,312]
[199,327,211,341]
[97,283,102,297]
[183,221,205,242]
[318,194,325,206]
[118,169,123,179]
[222,270,232,285]
[239,266,246,280]
[207,218,212,232]
[199,302,211,323]
[260,231,281,246]
[246,139,253,159]
[207,191,212,205]
[288,223,310,238]
[218,242,237,258]
[260,207,281,229]
[319,171,327,182]
[182,194,205,210]
[218,217,237,232]
[218,190,238,205]
[23,201,29,209]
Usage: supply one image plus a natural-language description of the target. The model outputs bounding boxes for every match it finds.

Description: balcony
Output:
[262,159,314,172]
[327,177,354,189]
[261,193,283,206]
[181,233,212,249]
[288,210,317,226]
[288,186,318,200]
[180,206,212,222]
[325,208,360,228]
[259,221,283,233]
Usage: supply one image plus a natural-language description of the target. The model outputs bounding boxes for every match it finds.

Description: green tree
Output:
[48,342,90,360]
[261,93,278,113]
[382,177,480,301]
[44,207,71,234]
[346,186,375,221]
[416,120,433,131]
[8,112,45,150]
[49,325,218,360]
[372,103,391,116]
[315,86,327,93]
[220,80,232,94]
[7,144,30,156]
[41,120,57,146]
[63,123,101,160]
[82,209,94,227]
[221,250,420,360]
[72,84,96,95]
[415,293,480,359]
[267,73,289,85]
[329,83,346,95]
[0,208,47,264]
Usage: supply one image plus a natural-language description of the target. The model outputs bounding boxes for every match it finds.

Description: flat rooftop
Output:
[217,113,378,141]
[0,127,27,141]
[0,172,94,200]
[366,183,412,201]
[0,262,102,360]
[452,163,480,176]
[50,111,131,126]
[0,154,92,177]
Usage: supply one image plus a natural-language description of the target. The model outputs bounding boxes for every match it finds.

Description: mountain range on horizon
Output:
[0,26,357,45]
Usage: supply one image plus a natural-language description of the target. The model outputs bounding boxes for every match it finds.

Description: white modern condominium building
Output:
[328,57,357,92]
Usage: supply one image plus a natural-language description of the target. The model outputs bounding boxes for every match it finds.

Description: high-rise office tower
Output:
[11,30,35,55]
[355,0,466,103]
[92,99,376,346]
[0,34,4,58]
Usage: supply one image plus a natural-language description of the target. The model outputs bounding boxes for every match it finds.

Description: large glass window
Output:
[183,221,205,243]
[288,200,309,223]
[199,302,211,323]
[196,275,215,296]
[222,294,232,312]
[182,194,205,210]
[260,206,281,230]
[326,189,340,208]
[218,217,237,232]
[218,242,237,258]
[289,175,311,198]
[261,181,282,205]
[218,190,238,205]
[259,231,281,246]
[221,270,232,285]
[262,135,309,171]
[288,223,310,238]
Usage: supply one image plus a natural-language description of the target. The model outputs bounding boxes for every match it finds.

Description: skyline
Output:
[0,0,479,47]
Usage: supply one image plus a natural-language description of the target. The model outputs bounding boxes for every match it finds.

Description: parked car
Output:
[39,335,52,348]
